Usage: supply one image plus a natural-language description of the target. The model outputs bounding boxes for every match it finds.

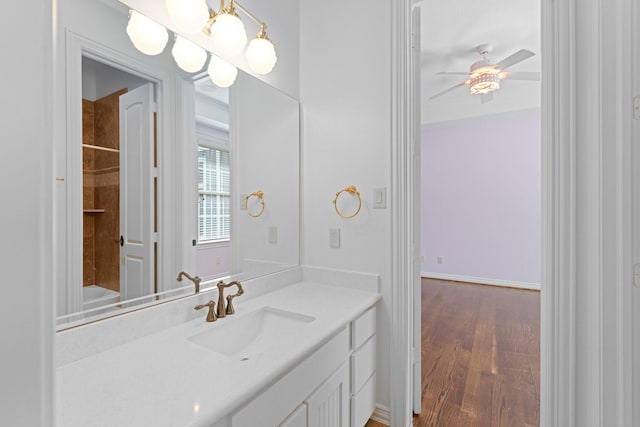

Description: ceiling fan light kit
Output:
[469,67,501,95]
[430,44,539,102]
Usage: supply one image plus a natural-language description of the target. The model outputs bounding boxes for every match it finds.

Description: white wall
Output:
[0,0,53,425]
[300,0,393,410]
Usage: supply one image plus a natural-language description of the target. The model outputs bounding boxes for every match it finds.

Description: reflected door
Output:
[119,82,155,301]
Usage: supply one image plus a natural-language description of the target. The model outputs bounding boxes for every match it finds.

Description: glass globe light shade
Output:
[246,37,277,74]
[126,11,168,56]
[171,36,207,73]
[165,0,209,34]
[207,55,238,88]
[209,13,247,56]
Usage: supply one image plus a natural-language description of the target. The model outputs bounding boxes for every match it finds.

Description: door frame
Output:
[60,31,176,316]
[389,0,576,425]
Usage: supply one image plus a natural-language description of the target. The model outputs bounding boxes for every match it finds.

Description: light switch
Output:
[268,226,278,244]
[239,194,247,210]
[373,187,387,209]
[329,228,340,248]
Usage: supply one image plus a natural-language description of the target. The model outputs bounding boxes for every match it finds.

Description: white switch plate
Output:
[268,226,278,244]
[373,187,387,209]
[239,194,247,210]
[329,228,340,248]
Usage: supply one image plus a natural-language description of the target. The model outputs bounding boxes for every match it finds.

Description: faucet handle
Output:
[194,300,217,322]
[225,293,239,315]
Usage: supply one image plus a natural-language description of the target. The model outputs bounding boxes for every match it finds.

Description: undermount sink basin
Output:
[188,307,316,358]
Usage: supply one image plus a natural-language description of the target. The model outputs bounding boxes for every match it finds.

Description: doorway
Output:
[414,0,541,424]
[80,56,157,313]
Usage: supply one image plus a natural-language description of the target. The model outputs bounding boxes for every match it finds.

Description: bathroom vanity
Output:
[56,271,380,427]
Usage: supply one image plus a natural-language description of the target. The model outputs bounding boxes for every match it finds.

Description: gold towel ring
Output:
[245,190,265,218]
[333,185,362,219]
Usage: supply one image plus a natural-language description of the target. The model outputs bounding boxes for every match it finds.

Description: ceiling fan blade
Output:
[436,71,470,76]
[429,81,467,99]
[480,92,494,104]
[495,49,535,70]
[501,71,541,81]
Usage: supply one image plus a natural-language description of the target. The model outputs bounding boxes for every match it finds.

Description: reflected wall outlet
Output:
[329,228,340,248]
[268,226,278,244]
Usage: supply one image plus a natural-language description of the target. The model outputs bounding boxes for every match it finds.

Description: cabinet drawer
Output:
[350,373,376,427]
[350,335,375,394]
[231,327,350,426]
[351,307,376,350]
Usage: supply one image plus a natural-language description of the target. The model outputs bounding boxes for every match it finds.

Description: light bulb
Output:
[207,55,238,88]
[126,10,168,56]
[172,35,207,73]
[209,13,247,56]
[246,37,277,74]
[165,0,209,34]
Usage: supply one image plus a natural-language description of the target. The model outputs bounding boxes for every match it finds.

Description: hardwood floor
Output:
[367,278,540,427]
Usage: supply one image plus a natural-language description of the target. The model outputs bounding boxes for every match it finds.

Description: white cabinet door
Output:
[306,363,350,427]
[278,403,307,427]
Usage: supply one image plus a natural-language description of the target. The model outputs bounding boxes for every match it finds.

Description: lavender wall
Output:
[421,109,541,287]
[196,244,231,280]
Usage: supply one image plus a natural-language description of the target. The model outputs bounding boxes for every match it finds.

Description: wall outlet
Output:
[215,257,221,265]
[437,256,443,265]
[329,228,340,248]
[420,255,424,263]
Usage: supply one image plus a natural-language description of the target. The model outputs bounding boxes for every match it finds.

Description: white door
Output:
[411,5,423,415]
[119,83,155,301]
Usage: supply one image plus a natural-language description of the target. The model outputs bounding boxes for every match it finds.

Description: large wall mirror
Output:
[55,0,299,329]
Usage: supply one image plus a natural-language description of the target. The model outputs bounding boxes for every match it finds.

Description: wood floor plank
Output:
[414,279,540,427]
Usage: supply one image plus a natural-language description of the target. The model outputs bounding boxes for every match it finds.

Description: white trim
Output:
[421,273,541,291]
[370,404,391,425]
[390,1,413,427]
[539,0,576,425]
[621,0,635,425]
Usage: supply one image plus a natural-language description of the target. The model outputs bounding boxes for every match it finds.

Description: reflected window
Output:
[198,145,230,242]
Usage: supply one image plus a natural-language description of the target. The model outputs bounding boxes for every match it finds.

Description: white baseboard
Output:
[422,272,541,291]
[370,404,390,425]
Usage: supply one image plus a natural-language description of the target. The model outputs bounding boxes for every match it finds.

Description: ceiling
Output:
[416,0,541,125]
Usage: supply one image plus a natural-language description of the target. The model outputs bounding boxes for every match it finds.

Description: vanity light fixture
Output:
[171,35,208,73]
[126,0,276,88]
[126,10,168,56]
[203,0,277,75]
[207,54,238,87]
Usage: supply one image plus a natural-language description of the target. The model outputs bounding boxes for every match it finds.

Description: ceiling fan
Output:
[429,44,540,103]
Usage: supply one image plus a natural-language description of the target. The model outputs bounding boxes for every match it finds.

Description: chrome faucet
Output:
[216,280,244,318]
[194,300,216,322]
[177,271,202,294]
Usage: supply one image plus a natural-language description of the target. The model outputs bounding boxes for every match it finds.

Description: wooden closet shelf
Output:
[82,144,119,153]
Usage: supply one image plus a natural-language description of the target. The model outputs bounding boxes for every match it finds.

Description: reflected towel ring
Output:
[333,185,362,219]
[245,190,265,217]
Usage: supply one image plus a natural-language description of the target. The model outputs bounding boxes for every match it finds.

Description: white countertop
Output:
[56,281,380,427]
